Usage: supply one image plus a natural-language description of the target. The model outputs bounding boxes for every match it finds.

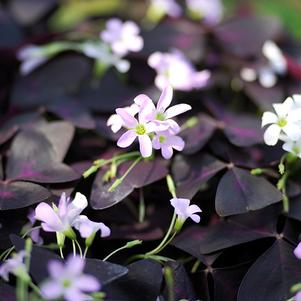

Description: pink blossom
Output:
[73,215,111,239]
[100,18,143,57]
[107,103,139,133]
[116,107,161,158]
[35,192,88,234]
[148,49,210,91]
[152,130,185,159]
[134,85,191,132]
[40,256,100,301]
[170,198,202,223]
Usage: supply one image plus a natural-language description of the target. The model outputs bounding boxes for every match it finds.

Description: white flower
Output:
[262,97,301,145]
[170,198,202,223]
[282,139,301,158]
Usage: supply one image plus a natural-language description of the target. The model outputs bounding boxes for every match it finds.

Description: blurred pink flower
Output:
[148,49,210,91]
[101,18,143,57]
[40,256,100,301]
[0,251,27,281]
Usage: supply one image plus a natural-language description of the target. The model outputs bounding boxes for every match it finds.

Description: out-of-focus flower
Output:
[294,242,301,259]
[100,18,143,57]
[152,130,184,159]
[17,45,49,75]
[0,251,27,281]
[26,209,43,245]
[73,215,111,239]
[261,96,301,146]
[35,192,87,236]
[107,103,139,133]
[40,256,100,301]
[148,49,210,91]
[170,197,201,223]
[241,41,288,88]
[148,0,182,19]
[186,0,223,25]
[282,139,301,158]
[81,41,130,73]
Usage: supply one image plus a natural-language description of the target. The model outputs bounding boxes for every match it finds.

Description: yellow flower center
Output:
[135,124,146,135]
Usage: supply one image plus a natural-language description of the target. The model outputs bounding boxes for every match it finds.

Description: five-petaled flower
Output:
[170,197,202,223]
[148,49,210,91]
[261,96,301,146]
[100,18,144,57]
[40,255,100,301]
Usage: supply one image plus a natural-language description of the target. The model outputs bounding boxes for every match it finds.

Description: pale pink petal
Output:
[294,242,301,259]
[128,36,144,52]
[165,103,192,119]
[263,124,281,146]
[167,135,185,151]
[99,223,111,237]
[190,214,201,223]
[157,85,173,112]
[35,203,62,232]
[192,70,211,88]
[116,108,137,128]
[41,280,63,300]
[152,136,161,150]
[48,261,64,278]
[76,275,101,291]
[65,256,85,277]
[117,130,137,148]
[148,52,163,69]
[138,135,153,158]
[161,145,173,159]
[64,288,87,301]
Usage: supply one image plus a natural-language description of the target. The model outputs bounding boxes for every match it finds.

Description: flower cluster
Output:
[241,40,287,88]
[0,251,27,281]
[108,85,191,159]
[17,18,144,76]
[148,49,210,91]
[261,95,301,158]
[35,192,110,243]
[40,255,100,301]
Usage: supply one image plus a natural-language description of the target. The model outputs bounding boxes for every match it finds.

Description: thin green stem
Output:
[16,277,28,301]
[103,245,128,261]
[146,211,177,256]
[138,188,146,223]
[21,226,42,239]
[83,247,89,258]
[72,240,76,256]
[191,259,201,273]
[28,282,41,296]
[59,247,64,259]
[0,246,15,261]
[74,240,83,258]
[108,157,142,192]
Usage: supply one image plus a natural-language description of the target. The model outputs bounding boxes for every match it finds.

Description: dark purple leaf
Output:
[180,114,217,154]
[162,262,197,301]
[11,54,91,108]
[120,158,168,188]
[172,154,226,199]
[0,181,51,210]
[47,98,96,130]
[0,126,18,145]
[104,259,162,301]
[215,167,282,216]
[237,240,301,301]
[0,283,16,301]
[6,126,79,183]
[215,15,282,58]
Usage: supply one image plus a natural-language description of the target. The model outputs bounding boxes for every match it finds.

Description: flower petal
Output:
[117,130,137,148]
[116,108,137,128]
[294,242,301,259]
[76,275,101,291]
[165,103,192,119]
[263,124,281,146]
[40,280,63,300]
[138,135,153,158]
[35,203,63,232]
[261,112,278,127]
[283,123,301,141]
[157,85,173,112]
[161,145,173,159]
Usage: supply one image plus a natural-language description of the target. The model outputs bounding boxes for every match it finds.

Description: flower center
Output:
[135,124,146,135]
[278,118,287,128]
[159,135,166,143]
[156,112,165,121]
[62,279,72,288]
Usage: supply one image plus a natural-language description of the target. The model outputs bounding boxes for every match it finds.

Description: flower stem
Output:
[59,247,64,259]
[74,239,83,258]
[103,240,142,261]
[138,188,146,223]
[72,240,76,256]
[83,247,89,258]
[28,282,41,296]
[108,157,142,192]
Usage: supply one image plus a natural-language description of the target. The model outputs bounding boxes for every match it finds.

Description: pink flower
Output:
[170,198,202,223]
[152,130,185,159]
[116,107,161,158]
[107,103,139,133]
[73,215,111,239]
[35,192,88,234]
[100,18,143,57]
[134,85,191,132]
[148,49,210,91]
[295,291,301,301]
[186,0,223,25]
[40,256,100,301]
[0,251,27,281]
[27,209,43,244]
